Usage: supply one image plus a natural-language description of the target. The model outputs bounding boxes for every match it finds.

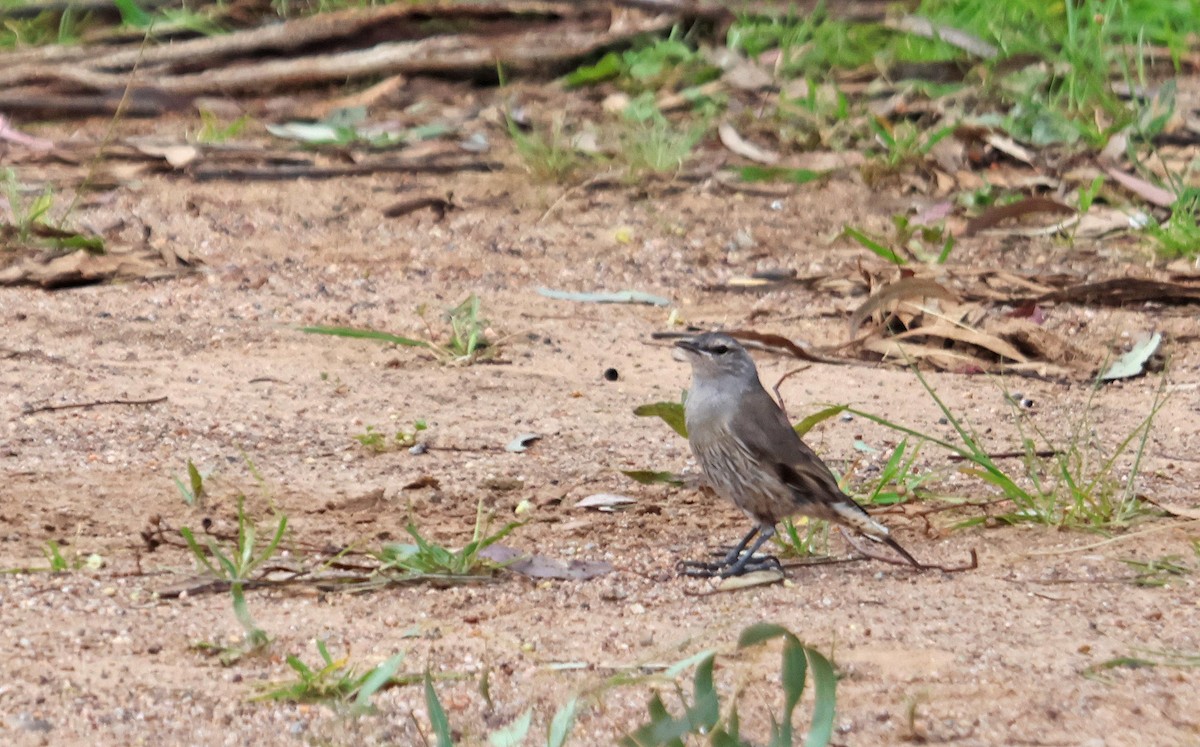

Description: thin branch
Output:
[23,396,167,414]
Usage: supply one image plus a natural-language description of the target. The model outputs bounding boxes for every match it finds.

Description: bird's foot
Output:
[677,552,783,578]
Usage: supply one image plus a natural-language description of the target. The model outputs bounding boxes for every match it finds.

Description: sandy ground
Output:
[3,107,1200,747]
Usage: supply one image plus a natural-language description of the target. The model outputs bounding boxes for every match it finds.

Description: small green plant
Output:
[843,215,956,266]
[1083,648,1200,681]
[375,501,520,579]
[839,362,1165,530]
[42,540,69,572]
[423,671,579,747]
[622,623,836,747]
[257,639,406,709]
[1147,188,1200,259]
[566,27,719,93]
[864,119,955,176]
[302,293,496,364]
[618,98,705,176]
[181,496,287,663]
[0,8,89,48]
[354,420,427,453]
[1118,555,1191,587]
[507,116,584,183]
[195,110,252,143]
[727,7,886,79]
[1,169,103,253]
[435,292,490,360]
[773,516,831,558]
[174,459,205,506]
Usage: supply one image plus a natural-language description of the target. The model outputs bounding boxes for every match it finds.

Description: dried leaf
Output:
[1104,167,1176,207]
[963,197,1075,237]
[717,122,780,164]
[848,277,958,335]
[891,321,1028,362]
[128,138,200,168]
[715,569,784,591]
[575,493,636,511]
[861,337,991,373]
[887,16,997,58]
[478,545,613,580]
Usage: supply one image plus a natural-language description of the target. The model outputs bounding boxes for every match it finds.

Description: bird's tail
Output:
[828,497,921,567]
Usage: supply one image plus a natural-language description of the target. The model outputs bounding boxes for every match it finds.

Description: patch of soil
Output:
[3,109,1199,746]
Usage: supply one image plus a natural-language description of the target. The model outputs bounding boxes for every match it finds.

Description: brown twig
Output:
[947,449,1059,461]
[839,528,978,573]
[771,366,810,420]
[23,395,167,414]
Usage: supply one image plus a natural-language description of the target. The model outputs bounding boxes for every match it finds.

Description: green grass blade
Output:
[424,671,453,747]
[793,405,846,437]
[778,637,807,746]
[843,225,905,265]
[803,646,837,747]
[547,697,579,747]
[178,527,222,576]
[354,653,405,710]
[686,654,719,731]
[634,402,688,438]
[300,325,429,347]
[489,709,533,747]
[737,622,792,648]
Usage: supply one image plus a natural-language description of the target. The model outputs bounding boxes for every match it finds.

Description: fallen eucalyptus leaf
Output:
[575,493,637,511]
[1100,333,1162,381]
[505,433,541,453]
[716,568,784,591]
[537,287,670,306]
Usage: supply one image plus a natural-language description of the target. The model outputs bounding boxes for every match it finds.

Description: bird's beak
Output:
[674,339,701,354]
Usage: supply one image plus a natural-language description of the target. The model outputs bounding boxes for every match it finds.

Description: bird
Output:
[674,331,919,577]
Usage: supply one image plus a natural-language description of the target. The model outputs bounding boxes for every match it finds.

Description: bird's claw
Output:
[677,553,783,578]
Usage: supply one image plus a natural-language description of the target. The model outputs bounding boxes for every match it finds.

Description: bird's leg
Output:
[679,525,782,578]
[721,526,760,566]
[721,526,781,577]
[678,526,760,576]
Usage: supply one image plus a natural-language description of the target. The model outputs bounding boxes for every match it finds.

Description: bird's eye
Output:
[710,344,729,355]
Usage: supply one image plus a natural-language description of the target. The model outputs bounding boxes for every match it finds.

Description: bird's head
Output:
[674,332,759,383]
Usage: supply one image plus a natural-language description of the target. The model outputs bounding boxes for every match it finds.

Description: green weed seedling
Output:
[181,496,287,664]
[354,420,427,453]
[507,115,584,183]
[622,623,836,747]
[774,517,831,559]
[174,459,206,506]
[375,501,521,580]
[618,96,706,177]
[841,362,1165,530]
[864,119,955,176]
[302,293,496,364]
[195,110,253,144]
[1118,555,1191,588]
[419,622,832,747]
[566,26,718,94]
[423,671,579,747]
[1,169,103,253]
[1148,188,1200,259]
[257,639,406,711]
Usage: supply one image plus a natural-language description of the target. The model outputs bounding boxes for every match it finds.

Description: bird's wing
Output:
[735,388,845,487]
[734,385,877,523]
[734,386,921,566]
